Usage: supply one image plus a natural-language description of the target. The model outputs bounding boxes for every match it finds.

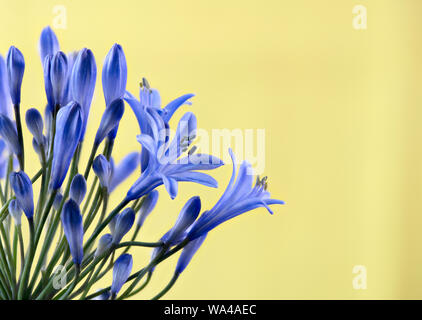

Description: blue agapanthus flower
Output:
[125,110,224,201]
[188,149,285,241]
[124,79,194,172]
[0,25,283,301]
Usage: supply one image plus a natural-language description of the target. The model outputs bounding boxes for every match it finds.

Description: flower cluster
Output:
[0,26,284,300]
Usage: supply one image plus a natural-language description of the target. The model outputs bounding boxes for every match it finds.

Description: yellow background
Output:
[1,0,422,299]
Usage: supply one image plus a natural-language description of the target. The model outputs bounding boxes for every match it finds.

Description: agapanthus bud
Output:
[102,44,127,140]
[111,253,133,298]
[0,114,21,156]
[0,139,5,156]
[43,55,54,111]
[32,136,47,160]
[0,140,6,179]
[95,233,113,258]
[175,234,207,275]
[53,192,63,211]
[50,51,68,107]
[136,190,159,228]
[111,208,135,245]
[6,46,25,105]
[94,98,125,145]
[25,108,44,145]
[108,214,118,235]
[109,152,140,192]
[93,154,112,188]
[70,48,97,140]
[62,51,79,105]
[61,199,84,267]
[102,44,127,107]
[9,171,34,220]
[92,290,110,300]
[166,196,201,245]
[69,174,87,205]
[8,199,22,226]
[49,102,83,190]
[0,55,12,119]
[149,232,170,273]
[39,26,59,63]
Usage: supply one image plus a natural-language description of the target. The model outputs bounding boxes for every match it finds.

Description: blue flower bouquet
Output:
[0,26,284,300]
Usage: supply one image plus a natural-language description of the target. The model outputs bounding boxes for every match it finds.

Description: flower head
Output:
[125,79,194,172]
[6,46,25,105]
[111,253,133,297]
[10,171,34,220]
[61,199,84,267]
[187,149,284,241]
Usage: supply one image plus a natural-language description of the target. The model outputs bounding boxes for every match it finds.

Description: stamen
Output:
[142,77,151,90]
[188,145,197,155]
